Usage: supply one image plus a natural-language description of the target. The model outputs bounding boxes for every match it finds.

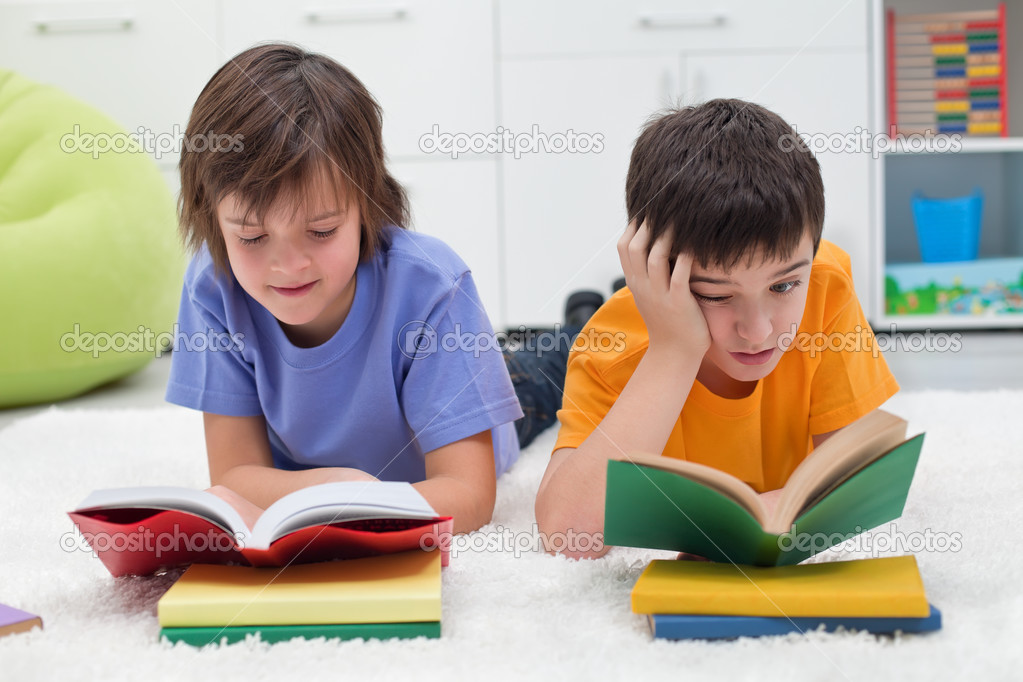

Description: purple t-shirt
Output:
[165,225,523,480]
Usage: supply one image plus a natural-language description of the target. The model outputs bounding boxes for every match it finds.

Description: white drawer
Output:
[221,0,495,161]
[500,0,867,56]
[0,0,221,167]
[500,54,682,328]
[390,159,503,327]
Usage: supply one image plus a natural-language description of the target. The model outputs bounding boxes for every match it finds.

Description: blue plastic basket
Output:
[910,188,983,263]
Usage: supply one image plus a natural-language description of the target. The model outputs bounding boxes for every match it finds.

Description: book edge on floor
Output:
[160,620,441,646]
[646,604,942,640]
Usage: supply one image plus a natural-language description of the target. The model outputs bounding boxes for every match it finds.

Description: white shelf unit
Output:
[869,0,1023,331]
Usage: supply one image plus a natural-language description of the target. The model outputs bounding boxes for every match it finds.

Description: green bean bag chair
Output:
[0,69,183,408]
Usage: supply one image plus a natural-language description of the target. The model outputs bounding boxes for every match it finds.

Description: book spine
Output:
[648,606,942,640]
[160,621,441,646]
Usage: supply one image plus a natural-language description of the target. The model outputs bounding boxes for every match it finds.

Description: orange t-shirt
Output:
[553,240,899,492]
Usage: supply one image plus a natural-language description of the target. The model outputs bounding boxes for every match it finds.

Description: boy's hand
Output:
[617,220,711,356]
[759,488,783,517]
[206,484,265,531]
[325,468,379,483]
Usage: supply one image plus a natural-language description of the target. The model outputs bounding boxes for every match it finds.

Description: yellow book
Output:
[632,555,929,618]
[158,550,441,627]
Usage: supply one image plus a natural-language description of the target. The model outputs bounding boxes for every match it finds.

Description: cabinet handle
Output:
[638,12,727,29]
[305,6,408,24]
[34,16,134,34]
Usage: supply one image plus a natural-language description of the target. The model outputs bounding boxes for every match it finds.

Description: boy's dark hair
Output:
[179,42,410,274]
[625,99,824,270]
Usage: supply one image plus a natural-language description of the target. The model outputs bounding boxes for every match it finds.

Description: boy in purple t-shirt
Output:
[167,44,582,534]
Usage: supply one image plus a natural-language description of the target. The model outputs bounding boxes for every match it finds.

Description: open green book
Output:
[603,410,923,566]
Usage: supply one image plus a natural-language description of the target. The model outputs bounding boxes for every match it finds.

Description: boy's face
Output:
[689,230,815,395]
[217,188,362,348]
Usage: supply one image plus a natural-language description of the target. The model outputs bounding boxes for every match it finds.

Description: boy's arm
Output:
[535,222,711,559]
[206,413,495,534]
[204,413,378,515]
[535,345,702,558]
[414,430,497,534]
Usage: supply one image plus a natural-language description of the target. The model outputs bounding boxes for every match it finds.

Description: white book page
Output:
[249,481,440,548]
[771,409,908,531]
[72,486,249,540]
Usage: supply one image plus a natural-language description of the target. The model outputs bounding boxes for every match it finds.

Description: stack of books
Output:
[158,550,442,646]
[631,555,942,640]
[887,5,1008,137]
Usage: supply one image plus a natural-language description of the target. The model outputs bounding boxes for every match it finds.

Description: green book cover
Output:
[603,434,924,566]
[160,621,441,646]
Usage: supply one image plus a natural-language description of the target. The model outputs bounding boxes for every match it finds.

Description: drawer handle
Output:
[638,12,728,29]
[34,16,134,34]
[305,6,408,24]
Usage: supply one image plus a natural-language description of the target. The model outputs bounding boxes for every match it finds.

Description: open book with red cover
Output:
[68,481,452,577]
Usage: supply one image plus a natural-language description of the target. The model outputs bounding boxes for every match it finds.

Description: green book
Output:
[161,621,440,646]
[603,410,923,566]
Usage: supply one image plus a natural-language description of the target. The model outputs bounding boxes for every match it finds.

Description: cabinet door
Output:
[221,0,494,161]
[0,0,221,178]
[501,56,681,327]
[390,160,503,327]
[500,0,866,56]
[685,52,873,308]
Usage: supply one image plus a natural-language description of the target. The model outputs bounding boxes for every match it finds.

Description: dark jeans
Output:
[503,326,580,449]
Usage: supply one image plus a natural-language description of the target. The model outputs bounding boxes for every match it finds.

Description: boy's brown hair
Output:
[625,99,824,270]
[179,42,410,274]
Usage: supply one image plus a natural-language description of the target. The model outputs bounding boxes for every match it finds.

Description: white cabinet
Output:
[498,0,865,56]
[220,0,495,162]
[390,159,503,322]
[685,51,872,305]
[499,0,874,327]
[0,0,222,177]
[499,55,681,326]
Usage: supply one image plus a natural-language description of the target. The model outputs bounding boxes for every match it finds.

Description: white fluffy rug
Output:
[1,390,1019,681]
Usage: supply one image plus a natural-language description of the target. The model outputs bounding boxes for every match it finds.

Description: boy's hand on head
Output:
[617,220,711,356]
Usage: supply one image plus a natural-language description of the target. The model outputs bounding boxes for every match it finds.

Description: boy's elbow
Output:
[449,482,496,535]
[468,491,496,533]
[535,490,609,560]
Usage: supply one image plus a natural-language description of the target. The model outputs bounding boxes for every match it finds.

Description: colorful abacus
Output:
[887,4,1008,137]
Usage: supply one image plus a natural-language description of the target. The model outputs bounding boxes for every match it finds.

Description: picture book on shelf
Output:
[68,480,451,577]
[604,410,924,565]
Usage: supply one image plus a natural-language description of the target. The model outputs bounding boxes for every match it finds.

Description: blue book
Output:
[648,604,941,640]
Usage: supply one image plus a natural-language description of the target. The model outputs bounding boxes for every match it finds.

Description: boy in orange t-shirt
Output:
[535,99,899,559]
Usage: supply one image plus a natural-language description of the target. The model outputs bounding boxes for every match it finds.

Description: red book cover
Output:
[67,482,453,577]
